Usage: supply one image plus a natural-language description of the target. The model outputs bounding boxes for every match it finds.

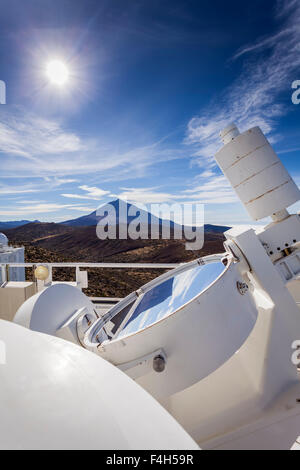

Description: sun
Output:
[46,60,69,86]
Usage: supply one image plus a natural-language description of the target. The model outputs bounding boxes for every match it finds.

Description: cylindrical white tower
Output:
[215,124,300,220]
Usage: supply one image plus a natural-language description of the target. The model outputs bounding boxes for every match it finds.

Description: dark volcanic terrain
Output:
[3,221,227,297]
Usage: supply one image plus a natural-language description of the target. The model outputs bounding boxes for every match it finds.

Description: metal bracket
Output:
[117,348,167,380]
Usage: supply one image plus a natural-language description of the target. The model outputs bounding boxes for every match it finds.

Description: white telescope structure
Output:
[216,123,300,221]
[10,124,300,450]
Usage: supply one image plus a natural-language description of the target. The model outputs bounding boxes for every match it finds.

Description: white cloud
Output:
[0,110,81,160]
[0,178,79,198]
[116,173,238,206]
[277,147,300,155]
[79,185,110,198]
[61,185,111,200]
[0,107,181,179]
[117,187,181,204]
[44,177,79,186]
[16,200,47,204]
[185,0,300,166]
[61,193,97,200]
[67,206,95,212]
[198,170,215,178]
[0,185,40,195]
[0,202,95,216]
[182,174,238,204]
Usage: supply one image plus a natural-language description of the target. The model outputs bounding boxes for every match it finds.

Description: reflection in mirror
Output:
[116,262,225,339]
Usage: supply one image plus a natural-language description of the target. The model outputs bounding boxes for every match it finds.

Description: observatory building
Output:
[0,234,35,323]
[0,234,25,283]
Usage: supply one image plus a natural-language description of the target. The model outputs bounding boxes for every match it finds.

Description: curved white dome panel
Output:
[0,232,8,246]
[0,320,198,450]
[14,283,97,341]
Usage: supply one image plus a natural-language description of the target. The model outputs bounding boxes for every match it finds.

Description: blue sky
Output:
[0,0,299,226]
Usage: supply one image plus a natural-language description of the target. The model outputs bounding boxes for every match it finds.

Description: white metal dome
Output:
[14,283,96,335]
[0,233,8,246]
[0,319,198,450]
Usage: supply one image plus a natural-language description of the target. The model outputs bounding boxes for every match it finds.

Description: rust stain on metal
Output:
[224,143,268,171]
[245,179,291,206]
[233,161,280,189]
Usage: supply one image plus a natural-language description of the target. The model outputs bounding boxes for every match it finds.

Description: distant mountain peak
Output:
[61,199,172,228]
[0,219,40,230]
[60,200,230,234]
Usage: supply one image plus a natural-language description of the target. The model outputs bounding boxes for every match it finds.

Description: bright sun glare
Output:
[46,60,69,86]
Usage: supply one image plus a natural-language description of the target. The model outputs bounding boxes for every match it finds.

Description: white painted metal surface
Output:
[13,283,98,345]
[165,227,300,449]
[0,233,8,246]
[257,214,300,260]
[215,125,300,220]
[291,437,300,450]
[90,258,258,401]
[0,319,198,450]
[0,281,36,322]
[0,241,25,283]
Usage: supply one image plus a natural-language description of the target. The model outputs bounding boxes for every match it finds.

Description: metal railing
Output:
[2,262,180,269]
[0,261,181,290]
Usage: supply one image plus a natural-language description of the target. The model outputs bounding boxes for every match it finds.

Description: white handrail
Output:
[0,261,182,290]
[1,262,180,269]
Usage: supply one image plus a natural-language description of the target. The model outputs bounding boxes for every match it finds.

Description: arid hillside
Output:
[3,222,227,297]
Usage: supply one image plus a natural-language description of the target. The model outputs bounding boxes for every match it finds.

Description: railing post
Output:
[76,265,81,290]
[45,264,53,286]
[5,264,9,283]
[1,264,7,285]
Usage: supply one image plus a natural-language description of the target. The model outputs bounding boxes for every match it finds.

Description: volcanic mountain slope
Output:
[4,222,227,263]
[3,222,74,242]
[61,199,230,233]
[61,198,180,229]
[4,221,227,297]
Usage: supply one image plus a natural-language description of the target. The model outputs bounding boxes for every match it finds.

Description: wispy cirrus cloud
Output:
[0,109,81,160]
[185,0,300,166]
[0,184,40,195]
[0,177,79,198]
[0,202,95,217]
[117,186,182,204]
[0,107,181,179]
[182,174,237,204]
[78,185,111,198]
[61,185,111,200]
[116,173,237,206]
[62,193,99,200]
[44,177,79,187]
